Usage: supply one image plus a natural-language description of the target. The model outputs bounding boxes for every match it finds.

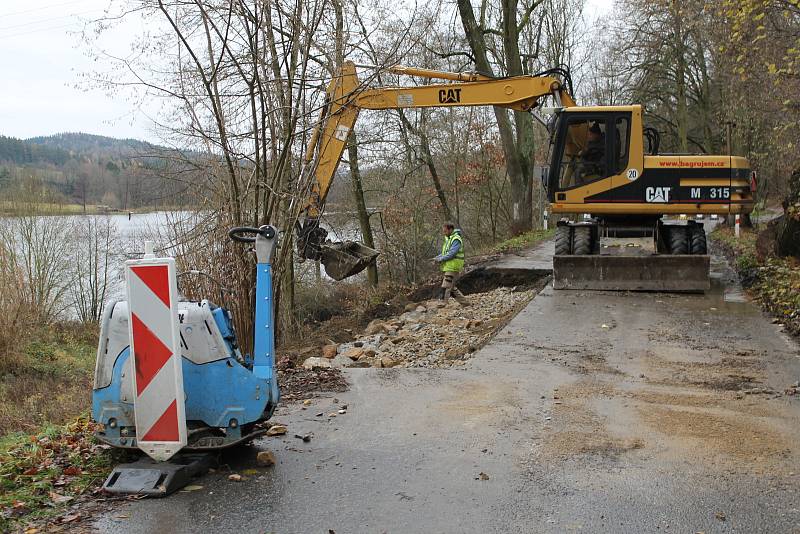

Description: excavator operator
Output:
[580,122,606,181]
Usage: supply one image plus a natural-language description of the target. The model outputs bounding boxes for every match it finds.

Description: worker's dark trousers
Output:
[441,271,468,303]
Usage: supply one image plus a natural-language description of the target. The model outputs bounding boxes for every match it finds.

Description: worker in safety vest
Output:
[433,222,469,305]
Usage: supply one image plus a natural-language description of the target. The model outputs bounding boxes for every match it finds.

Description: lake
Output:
[1,210,366,320]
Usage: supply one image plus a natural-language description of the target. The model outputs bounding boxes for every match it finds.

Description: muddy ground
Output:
[90,242,800,533]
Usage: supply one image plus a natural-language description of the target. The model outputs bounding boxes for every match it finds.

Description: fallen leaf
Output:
[228,474,243,482]
[60,513,82,523]
[477,472,489,480]
[63,466,81,476]
[241,469,259,476]
[49,491,73,504]
[181,485,204,492]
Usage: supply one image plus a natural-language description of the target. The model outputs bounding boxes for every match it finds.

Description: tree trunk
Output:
[346,131,378,286]
[332,0,377,286]
[456,0,534,233]
[397,110,454,222]
[672,0,689,153]
[776,168,800,258]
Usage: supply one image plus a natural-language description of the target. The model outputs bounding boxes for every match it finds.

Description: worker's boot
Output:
[452,288,470,306]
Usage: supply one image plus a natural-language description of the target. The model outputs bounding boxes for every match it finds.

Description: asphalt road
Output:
[94,244,800,534]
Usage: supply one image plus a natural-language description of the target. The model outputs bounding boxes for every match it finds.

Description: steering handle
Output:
[228,226,276,243]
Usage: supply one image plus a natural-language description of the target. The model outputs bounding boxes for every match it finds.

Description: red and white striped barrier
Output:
[125,244,186,461]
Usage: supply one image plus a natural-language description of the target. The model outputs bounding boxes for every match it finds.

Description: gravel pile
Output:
[302,286,536,369]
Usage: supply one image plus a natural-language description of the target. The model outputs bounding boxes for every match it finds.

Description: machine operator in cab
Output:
[580,122,606,181]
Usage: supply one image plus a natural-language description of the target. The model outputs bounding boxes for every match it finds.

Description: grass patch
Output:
[0,416,123,531]
[491,228,555,254]
[0,200,104,216]
[711,227,800,336]
[0,324,97,436]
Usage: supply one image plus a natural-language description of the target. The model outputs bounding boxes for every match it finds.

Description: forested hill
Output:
[0,132,191,210]
[0,133,156,166]
[0,135,71,166]
[26,133,156,157]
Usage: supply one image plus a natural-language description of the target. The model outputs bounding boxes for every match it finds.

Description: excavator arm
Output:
[298,60,575,280]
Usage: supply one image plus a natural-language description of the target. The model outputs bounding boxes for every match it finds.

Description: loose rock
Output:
[266,424,287,436]
[380,356,399,368]
[343,347,365,361]
[330,354,354,368]
[302,357,332,370]
[256,451,276,467]
[321,344,338,359]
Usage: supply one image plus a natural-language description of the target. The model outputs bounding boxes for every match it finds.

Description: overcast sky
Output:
[0,0,613,143]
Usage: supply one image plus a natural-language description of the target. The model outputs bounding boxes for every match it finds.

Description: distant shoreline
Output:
[0,201,188,216]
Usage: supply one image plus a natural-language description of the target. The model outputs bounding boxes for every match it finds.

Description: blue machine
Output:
[92,226,280,451]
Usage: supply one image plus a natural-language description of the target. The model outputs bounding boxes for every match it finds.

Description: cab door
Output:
[547,112,613,202]
[608,112,635,201]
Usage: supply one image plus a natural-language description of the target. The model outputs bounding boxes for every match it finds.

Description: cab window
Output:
[555,118,609,190]
[614,116,630,174]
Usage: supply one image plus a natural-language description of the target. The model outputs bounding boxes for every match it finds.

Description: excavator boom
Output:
[298,61,575,279]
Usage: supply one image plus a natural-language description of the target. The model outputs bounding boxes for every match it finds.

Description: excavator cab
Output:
[546,108,635,201]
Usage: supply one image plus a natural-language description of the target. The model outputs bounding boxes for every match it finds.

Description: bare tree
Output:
[69,216,120,324]
[88,0,332,343]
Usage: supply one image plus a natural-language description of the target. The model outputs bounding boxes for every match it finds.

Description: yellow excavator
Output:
[299,61,754,289]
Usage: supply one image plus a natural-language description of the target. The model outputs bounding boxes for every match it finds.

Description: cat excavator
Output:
[300,61,754,290]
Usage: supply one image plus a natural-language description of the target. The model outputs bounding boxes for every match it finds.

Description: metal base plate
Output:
[553,254,710,292]
[102,453,214,496]
[95,427,267,452]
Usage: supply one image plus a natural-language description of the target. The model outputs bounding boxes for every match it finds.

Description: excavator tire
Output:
[555,226,571,255]
[572,227,592,255]
[689,224,707,255]
[667,226,688,254]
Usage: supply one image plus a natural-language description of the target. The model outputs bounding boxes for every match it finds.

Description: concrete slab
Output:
[482,239,554,274]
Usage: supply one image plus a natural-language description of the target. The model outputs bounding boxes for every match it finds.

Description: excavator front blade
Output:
[320,241,380,280]
[553,254,710,292]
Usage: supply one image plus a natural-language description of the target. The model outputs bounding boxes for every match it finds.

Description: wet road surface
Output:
[94,248,800,533]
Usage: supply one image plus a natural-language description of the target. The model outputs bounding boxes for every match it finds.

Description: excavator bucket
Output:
[320,241,380,281]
